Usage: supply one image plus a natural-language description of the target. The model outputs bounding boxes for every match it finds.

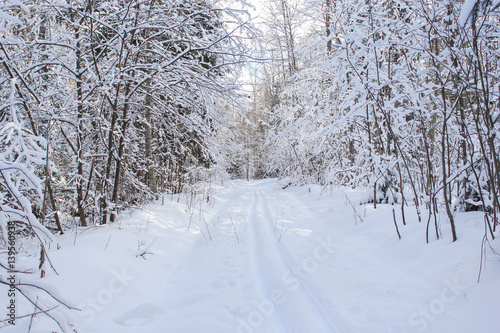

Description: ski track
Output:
[100,180,346,332]
[164,180,343,332]
[247,190,291,332]
[244,182,342,333]
[258,190,342,333]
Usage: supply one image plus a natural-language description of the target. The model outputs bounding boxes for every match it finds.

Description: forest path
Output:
[244,182,342,332]
[148,179,343,333]
[102,179,347,333]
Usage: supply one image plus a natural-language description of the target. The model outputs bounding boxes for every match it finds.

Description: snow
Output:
[0,11,22,25]
[459,0,478,26]
[1,179,499,332]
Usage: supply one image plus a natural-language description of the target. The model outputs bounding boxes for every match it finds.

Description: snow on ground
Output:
[2,179,499,332]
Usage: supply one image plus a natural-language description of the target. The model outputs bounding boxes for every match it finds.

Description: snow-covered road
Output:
[5,179,499,332]
[146,180,344,333]
[238,185,340,332]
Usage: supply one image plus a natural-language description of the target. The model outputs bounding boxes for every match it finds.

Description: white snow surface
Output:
[2,179,499,332]
[459,0,478,26]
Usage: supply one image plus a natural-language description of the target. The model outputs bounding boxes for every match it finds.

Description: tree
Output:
[0,0,253,226]
[260,0,500,242]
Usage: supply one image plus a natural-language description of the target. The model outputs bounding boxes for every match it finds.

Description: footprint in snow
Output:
[115,303,166,327]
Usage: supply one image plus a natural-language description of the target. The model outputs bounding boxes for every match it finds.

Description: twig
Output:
[204,218,212,242]
[277,222,290,243]
[392,208,401,240]
[478,233,487,283]
[0,262,33,274]
[0,279,79,331]
[0,305,58,327]
[104,235,112,250]
[229,214,240,244]
[28,297,38,332]
[343,191,363,225]
[16,288,65,332]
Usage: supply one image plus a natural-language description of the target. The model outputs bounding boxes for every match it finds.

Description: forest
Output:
[246,0,500,243]
[0,0,499,331]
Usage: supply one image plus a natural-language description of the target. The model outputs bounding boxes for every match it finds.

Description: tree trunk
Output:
[325,0,332,53]
[145,79,157,192]
[75,34,88,227]
[110,82,132,223]
[441,88,457,242]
